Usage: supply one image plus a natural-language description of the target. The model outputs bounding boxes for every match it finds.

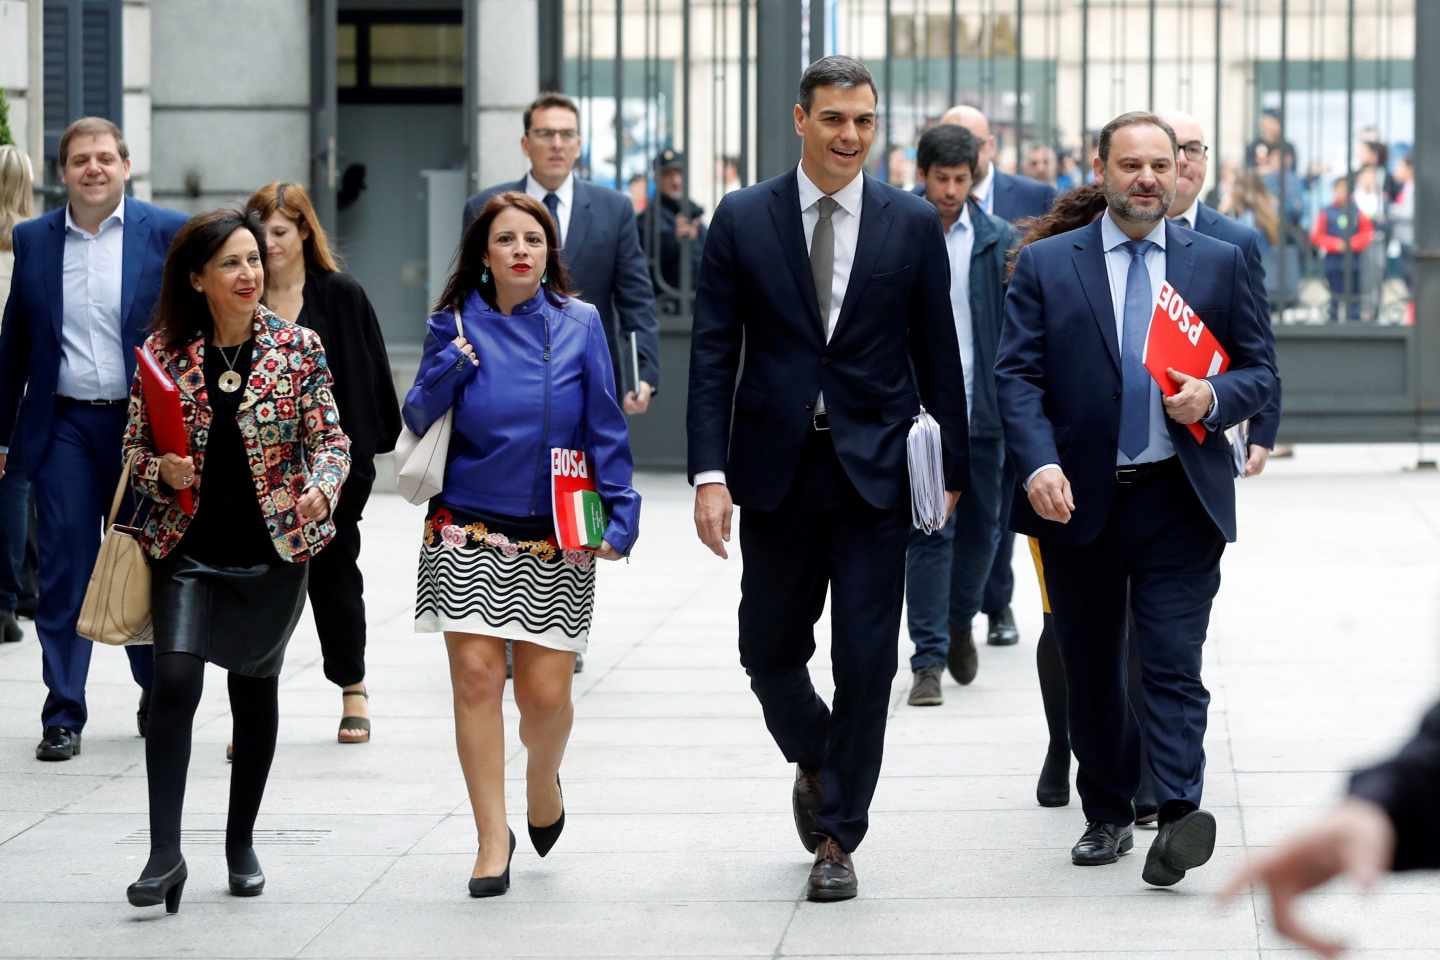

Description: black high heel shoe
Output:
[227,847,266,897]
[468,828,516,898]
[127,858,188,914]
[527,775,566,858]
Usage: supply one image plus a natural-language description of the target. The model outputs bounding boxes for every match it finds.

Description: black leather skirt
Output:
[151,553,308,678]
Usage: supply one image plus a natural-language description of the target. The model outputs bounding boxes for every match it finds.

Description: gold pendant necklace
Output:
[215,342,246,393]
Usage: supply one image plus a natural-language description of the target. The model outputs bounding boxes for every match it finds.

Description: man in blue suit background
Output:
[996,112,1277,885]
[462,93,659,414]
[0,118,188,760]
[924,104,1057,662]
[1161,111,1282,475]
[688,57,968,902]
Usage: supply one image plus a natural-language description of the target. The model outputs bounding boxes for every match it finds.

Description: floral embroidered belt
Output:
[423,504,593,570]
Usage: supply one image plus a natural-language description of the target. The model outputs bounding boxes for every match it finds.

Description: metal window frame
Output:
[337,8,465,106]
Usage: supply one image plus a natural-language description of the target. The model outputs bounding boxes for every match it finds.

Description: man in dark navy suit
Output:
[923,104,1057,662]
[996,112,1277,885]
[463,93,659,413]
[688,56,968,902]
[1162,111,1282,474]
[0,118,188,760]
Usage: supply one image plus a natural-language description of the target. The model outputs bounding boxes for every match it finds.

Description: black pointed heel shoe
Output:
[127,858,188,914]
[468,828,516,898]
[227,847,266,897]
[527,775,565,857]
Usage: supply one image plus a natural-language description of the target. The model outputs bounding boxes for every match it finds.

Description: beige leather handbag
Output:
[78,452,154,646]
[394,308,465,506]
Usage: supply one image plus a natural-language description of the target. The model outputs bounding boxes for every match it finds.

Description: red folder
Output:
[1142,281,1230,445]
[133,345,194,514]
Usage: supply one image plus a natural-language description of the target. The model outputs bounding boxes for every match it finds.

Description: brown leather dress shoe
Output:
[807,836,857,902]
[792,766,822,853]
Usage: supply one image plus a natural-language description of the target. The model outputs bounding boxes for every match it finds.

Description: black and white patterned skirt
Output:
[414,503,596,652]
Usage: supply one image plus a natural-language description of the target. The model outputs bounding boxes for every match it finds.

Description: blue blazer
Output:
[687,169,969,512]
[463,178,660,392]
[1189,202,1283,449]
[911,170,1057,225]
[996,219,1278,544]
[0,196,189,475]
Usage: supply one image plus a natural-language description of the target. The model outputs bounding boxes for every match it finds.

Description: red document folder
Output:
[133,345,194,515]
[1142,281,1230,445]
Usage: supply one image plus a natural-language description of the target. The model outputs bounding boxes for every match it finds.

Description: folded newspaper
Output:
[908,409,948,533]
[1226,419,1249,479]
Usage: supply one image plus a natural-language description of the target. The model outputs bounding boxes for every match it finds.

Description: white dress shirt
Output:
[58,201,128,400]
[943,204,976,420]
[972,166,996,215]
[525,171,575,247]
[693,165,865,489]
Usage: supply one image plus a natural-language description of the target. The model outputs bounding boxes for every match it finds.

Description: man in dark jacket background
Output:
[903,123,1019,706]
[636,148,706,320]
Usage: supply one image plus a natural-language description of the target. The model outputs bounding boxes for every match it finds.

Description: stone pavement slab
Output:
[1,445,1439,957]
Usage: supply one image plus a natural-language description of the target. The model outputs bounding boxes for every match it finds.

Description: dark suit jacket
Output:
[0,196,189,476]
[957,199,1019,440]
[687,169,969,512]
[995,218,1278,544]
[911,170,1057,225]
[463,177,660,392]
[296,269,402,465]
[1189,203,1283,449]
[1350,698,1440,871]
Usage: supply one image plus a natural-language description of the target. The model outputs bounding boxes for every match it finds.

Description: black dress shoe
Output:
[1142,809,1216,887]
[0,610,21,643]
[527,775,565,857]
[1071,820,1134,865]
[469,828,516,898]
[127,857,188,914]
[227,846,266,897]
[806,836,857,902]
[1036,747,1071,807]
[35,726,80,761]
[792,766,822,853]
[1134,803,1160,827]
[137,689,151,739]
[987,606,1020,646]
[946,624,979,685]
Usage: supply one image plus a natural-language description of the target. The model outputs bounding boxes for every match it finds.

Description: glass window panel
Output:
[337,24,357,88]
[369,23,463,87]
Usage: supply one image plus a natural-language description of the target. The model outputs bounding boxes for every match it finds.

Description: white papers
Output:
[1226,419,1249,478]
[908,409,948,533]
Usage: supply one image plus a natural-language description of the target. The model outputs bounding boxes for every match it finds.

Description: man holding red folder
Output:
[996,112,1277,886]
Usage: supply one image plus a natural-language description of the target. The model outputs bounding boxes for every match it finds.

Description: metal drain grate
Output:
[118,829,330,847]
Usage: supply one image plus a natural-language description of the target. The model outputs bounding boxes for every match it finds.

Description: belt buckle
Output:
[1115,466,1140,486]
[812,412,831,432]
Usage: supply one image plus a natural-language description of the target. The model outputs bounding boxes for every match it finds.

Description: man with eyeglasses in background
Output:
[463,93,659,677]
[464,93,659,418]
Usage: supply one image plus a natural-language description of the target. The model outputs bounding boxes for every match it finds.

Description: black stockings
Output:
[142,652,278,879]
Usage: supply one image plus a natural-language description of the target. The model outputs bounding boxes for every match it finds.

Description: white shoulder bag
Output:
[394,308,465,506]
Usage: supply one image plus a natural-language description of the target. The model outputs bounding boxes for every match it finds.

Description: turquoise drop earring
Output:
[481,266,490,284]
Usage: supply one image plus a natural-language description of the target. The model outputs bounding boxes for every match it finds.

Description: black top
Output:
[1350,698,1440,871]
[176,339,276,566]
[295,270,402,468]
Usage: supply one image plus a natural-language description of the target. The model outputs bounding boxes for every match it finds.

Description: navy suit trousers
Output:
[1038,463,1224,826]
[737,429,909,853]
[35,401,153,731]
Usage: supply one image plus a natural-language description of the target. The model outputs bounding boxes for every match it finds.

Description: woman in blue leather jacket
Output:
[404,191,640,898]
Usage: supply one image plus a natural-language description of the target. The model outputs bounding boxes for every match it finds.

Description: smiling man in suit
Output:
[996,112,1277,885]
[0,118,188,760]
[687,56,968,902]
[463,93,659,415]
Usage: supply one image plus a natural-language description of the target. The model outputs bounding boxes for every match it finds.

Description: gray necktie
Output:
[811,196,838,330]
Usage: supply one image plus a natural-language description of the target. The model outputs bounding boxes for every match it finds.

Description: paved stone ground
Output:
[3,445,1440,958]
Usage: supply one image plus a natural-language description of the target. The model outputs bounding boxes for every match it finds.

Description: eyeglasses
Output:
[1179,140,1209,162]
[529,128,579,144]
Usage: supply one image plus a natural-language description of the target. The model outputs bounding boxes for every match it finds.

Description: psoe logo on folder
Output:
[1154,281,1206,347]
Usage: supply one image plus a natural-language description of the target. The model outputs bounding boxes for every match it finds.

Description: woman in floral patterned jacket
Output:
[122,209,349,915]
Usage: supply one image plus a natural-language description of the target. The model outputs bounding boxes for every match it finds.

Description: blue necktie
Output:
[1118,239,1155,459]
[543,192,562,245]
